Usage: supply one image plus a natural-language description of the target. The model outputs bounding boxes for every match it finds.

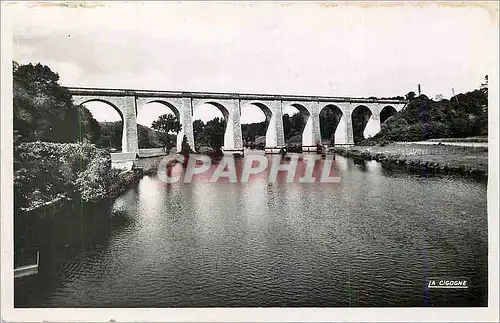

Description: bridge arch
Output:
[138,99,181,119]
[204,101,230,120]
[240,102,272,150]
[380,105,397,124]
[282,103,311,150]
[192,101,230,152]
[73,98,124,120]
[351,105,373,143]
[74,98,125,152]
[135,100,183,152]
[249,102,272,123]
[319,104,344,145]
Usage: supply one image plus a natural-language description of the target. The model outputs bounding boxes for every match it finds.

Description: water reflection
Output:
[15,154,488,307]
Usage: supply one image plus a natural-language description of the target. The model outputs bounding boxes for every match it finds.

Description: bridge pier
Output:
[178,99,194,152]
[331,103,355,146]
[224,100,244,152]
[262,101,285,154]
[122,96,139,154]
[333,114,349,145]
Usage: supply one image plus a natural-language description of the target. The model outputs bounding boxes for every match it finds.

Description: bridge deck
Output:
[66,86,407,104]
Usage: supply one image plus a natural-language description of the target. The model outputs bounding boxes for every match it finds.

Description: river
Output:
[14,153,488,307]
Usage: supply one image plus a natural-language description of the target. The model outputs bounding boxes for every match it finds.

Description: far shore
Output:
[331,142,488,179]
[126,141,489,180]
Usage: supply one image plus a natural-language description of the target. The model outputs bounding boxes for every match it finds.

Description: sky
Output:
[10,1,497,126]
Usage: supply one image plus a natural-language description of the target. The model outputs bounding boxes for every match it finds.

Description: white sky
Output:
[10,2,496,126]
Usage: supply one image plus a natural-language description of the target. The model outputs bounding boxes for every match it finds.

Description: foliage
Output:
[242,121,267,146]
[14,141,121,210]
[319,108,342,143]
[192,118,226,152]
[405,91,416,101]
[98,121,123,150]
[151,114,182,151]
[366,83,488,144]
[193,119,205,149]
[98,121,170,151]
[13,62,101,145]
[351,106,372,144]
[282,113,307,144]
[75,153,122,202]
[205,117,226,151]
[181,135,191,156]
[76,106,101,143]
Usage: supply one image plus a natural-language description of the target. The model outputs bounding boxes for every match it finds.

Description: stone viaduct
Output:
[68,87,407,157]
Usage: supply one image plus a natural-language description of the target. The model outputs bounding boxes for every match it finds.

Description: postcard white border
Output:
[1,1,499,322]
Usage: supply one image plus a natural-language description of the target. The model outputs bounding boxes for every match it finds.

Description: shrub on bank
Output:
[361,90,487,145]
[14,141,123,210]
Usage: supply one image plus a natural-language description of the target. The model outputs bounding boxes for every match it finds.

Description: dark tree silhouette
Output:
[151,114,182,152]
[13,61,101,144]
[405,91,416,101]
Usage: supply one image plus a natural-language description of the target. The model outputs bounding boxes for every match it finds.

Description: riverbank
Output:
[108,170,141,198]
[137,148,168,158]
[17,169,141,216]
[427,136,488,143]
[14,142,147,216]
[331,143,488,179]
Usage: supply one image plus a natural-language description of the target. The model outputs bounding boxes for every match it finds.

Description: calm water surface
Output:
[15,153,488,307]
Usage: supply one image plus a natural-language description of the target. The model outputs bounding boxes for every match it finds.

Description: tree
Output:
[282,114,292,139]
[137,124,152,148]
[319,108,341,143]
[480,75,488,90]
[203,117,226,152]
[13,61,101,143]
[241,121,267,146]
[76,106,101,144]
[405,91,416,101]
[98,121,123,150]
[290,113,306,133]
[151,114,182,152]
[351,106,372,144]
[181,135,191,157]
[193,119,205,149]
[360,84,489,144]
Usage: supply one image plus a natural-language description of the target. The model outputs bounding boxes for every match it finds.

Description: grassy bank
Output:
[331,143,488,179]
[427,136,488,143]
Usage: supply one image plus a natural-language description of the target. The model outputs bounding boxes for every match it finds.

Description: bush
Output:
[14,141,121,210]
[74,151,122,202]
[366,88,487,145]
[181,134,192,156]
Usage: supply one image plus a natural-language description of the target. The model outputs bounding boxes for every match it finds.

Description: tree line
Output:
[361,79,488,145]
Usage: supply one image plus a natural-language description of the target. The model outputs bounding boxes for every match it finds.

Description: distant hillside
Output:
[99,121,172,150]
[242,121,267,147]
[362,87,488,144]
